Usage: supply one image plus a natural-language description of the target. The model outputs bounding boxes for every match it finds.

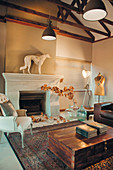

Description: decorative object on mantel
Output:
[20,54,50,74]
[94,72,105,102]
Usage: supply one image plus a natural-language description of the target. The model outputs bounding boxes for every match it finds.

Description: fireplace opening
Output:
[19,91,46,116]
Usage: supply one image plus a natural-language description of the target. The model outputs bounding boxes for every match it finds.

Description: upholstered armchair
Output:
[0,93,33,148]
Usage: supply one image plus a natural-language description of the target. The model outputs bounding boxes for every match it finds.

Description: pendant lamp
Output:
[42,20,56,40]
[83,0,107,21]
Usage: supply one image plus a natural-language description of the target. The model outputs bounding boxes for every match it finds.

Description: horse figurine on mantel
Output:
[20,54,50,74]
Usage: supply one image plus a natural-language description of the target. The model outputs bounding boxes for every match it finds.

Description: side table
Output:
[85,107,94,120]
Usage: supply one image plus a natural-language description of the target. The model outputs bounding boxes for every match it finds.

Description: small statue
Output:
[20,54,50,74]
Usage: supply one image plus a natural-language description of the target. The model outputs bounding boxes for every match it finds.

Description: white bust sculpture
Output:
[20,54,50,74]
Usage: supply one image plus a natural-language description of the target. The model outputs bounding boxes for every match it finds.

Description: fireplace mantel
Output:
[2,73,64,116]
[3,73,63,82]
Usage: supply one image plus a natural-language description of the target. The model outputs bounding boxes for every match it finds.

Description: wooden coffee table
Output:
[48,122,113,170]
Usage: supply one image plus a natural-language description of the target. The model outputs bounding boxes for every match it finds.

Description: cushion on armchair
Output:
[100,110,113,120]
[0,100,18,117]
[101,103,113,111]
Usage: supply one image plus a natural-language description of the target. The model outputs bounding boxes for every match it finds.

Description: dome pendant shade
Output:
[42,20,56,40]
[83,0,107,21]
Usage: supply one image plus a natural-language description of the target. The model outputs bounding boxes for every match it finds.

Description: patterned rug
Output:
[7,126,113,170]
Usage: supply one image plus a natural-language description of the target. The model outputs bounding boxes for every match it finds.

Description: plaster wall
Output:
[56,35,92,108]
[5,22,56,75]
[92,38,113,103]
[0,0,93,108]
[0,22,6,93]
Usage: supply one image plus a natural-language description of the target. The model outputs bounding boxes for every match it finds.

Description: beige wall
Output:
[0,22,6,93]
[0,0,92,108]
[56,35,92,108]
[92,38,113,103]
[5,22,56,74]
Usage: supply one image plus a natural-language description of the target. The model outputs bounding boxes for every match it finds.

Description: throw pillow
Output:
[102,103,113,111]
[0,100,18,117]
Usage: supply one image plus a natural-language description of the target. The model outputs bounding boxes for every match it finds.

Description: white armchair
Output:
[0,93,33,148]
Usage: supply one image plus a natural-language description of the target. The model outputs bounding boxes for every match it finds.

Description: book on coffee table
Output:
[86,121,107,134]
[76,124,97,138]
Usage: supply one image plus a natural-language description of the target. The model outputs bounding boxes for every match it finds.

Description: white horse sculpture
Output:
[20,54,50,74]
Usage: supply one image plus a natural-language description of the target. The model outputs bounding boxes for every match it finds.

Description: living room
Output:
[0,0,113,169]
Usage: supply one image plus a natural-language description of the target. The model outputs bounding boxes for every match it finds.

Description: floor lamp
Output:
[82,69,91,108]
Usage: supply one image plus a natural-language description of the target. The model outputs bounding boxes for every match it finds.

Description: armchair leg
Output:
[0,131,3,143]
[30,124,33,135]
[7,133,9,136]
[21,132,24,148]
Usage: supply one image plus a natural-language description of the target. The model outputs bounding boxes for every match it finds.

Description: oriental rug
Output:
[7,125,113,170]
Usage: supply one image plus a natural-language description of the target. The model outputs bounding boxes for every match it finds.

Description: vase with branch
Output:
[41,83,78,120]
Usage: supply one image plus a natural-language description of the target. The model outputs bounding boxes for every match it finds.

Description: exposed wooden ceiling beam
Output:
[102,18,113,26]
[43,0,81,13]
[58,29,93,42]
[108,0,113,6]
[70,12,95,42]
[0,1,109,37]
[5,15,59,31]
[76,0,82,12]
[57,0,76,20]
[58,6,65,21]
[0,16,5,23]
[4,15,93,43]
[81,0,88,9]
[99,21,111,37]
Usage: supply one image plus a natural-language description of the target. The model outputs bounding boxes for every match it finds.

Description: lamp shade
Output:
[82,70,91,78]
[42,20,56,40]
[83,0,107,21]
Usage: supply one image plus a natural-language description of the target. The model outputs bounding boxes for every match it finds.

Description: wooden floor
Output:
[48,124,113,169]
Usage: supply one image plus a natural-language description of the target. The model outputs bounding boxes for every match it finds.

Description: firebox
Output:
[19,91,46,116]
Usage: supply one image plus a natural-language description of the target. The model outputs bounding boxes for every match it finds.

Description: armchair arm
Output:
[16,109,27,117]
[0,116,17,132]
[94,102,113,121]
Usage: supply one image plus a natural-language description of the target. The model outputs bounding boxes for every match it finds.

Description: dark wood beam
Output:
[43,0,81,13]
[76,0,82,12]
[64,0,77,20]
[108,0,113,6]
[58,30,93,42]
[5,15,59,31]
[81,0,88,9]
[94,35,113,43]
[99,21,111,37]
[58,6,65,21]
[0,1,109,37]
[0,16,5,23]
[102,18,113,26]
[5,15,93,43]
[70,12,95,41]
[57,0,77,21]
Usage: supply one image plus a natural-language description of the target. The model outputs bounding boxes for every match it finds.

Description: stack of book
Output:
[86,121,107,134]
[76,124,97,138]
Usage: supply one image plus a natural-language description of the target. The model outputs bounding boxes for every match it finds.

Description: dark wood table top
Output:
[48,125,113,151]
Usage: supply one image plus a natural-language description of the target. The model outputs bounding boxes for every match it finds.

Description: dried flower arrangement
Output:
[41,84,75,100]
[31,79,76,123]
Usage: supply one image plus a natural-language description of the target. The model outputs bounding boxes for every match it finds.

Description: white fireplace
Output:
[2,73,64,117]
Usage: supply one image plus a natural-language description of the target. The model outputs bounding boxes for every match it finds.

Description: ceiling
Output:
[0,0,113,43]
[45,0,113,43]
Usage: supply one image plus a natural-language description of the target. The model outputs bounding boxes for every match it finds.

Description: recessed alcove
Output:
[19,90,46,116]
